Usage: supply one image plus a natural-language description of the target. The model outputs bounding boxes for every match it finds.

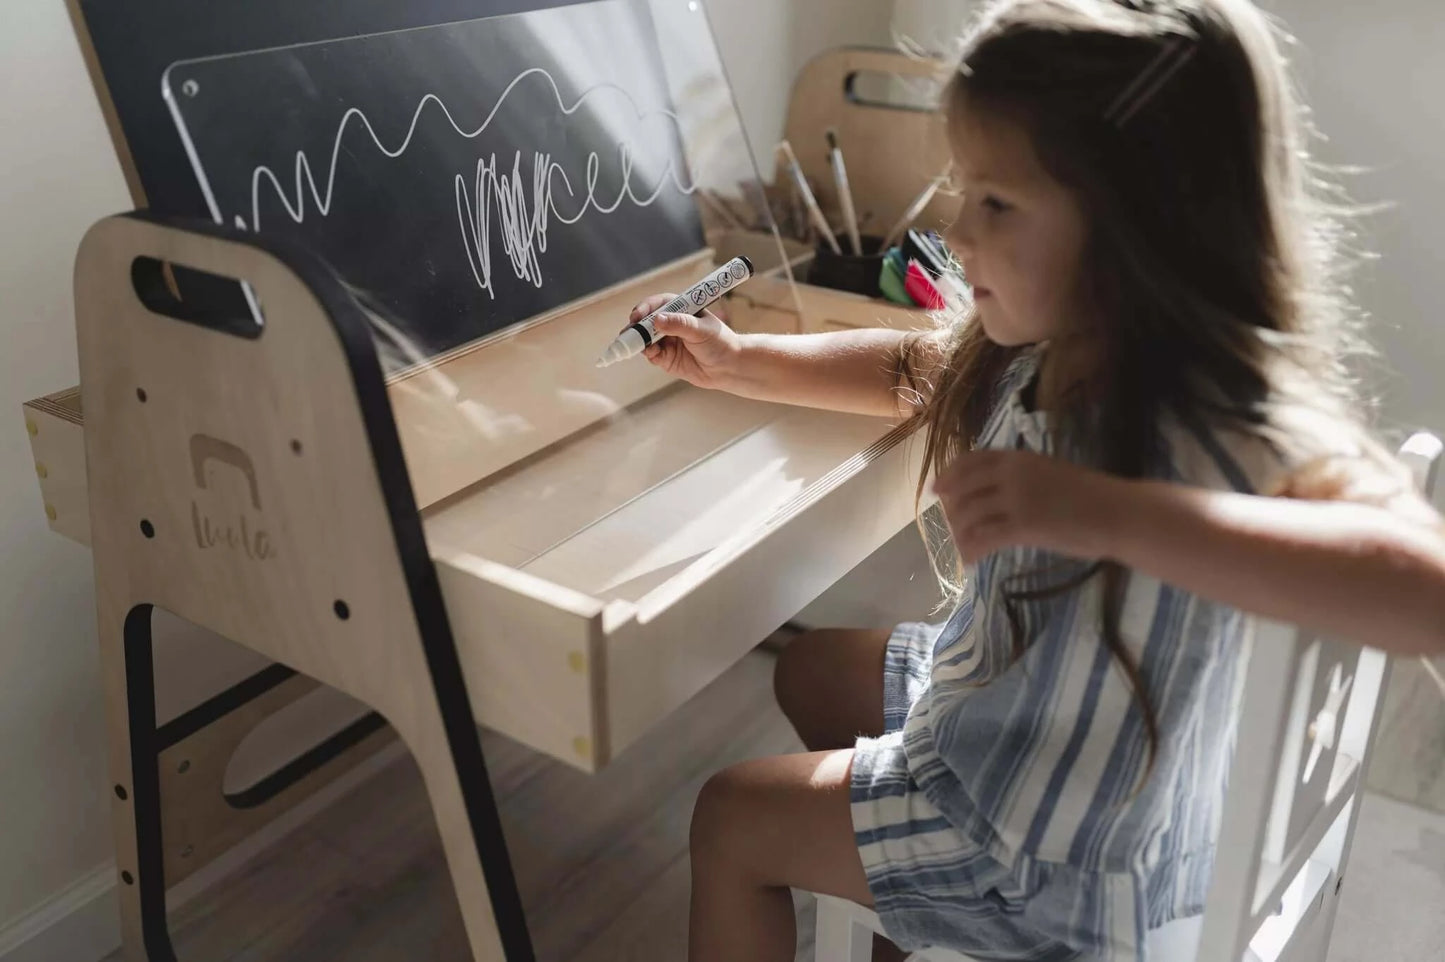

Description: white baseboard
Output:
[0,866,118,962]
[0,740,407,962]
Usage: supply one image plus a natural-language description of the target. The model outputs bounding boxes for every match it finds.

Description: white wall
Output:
[0,0,130,939]
[0,0,903,955]
[892,0,974,53]
[1259,0,1445,436]
[705,0,897,176]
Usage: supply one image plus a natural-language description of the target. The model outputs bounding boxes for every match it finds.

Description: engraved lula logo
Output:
[189,434,274,560]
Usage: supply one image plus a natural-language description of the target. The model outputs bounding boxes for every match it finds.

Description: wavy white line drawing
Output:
[237,66,696,296]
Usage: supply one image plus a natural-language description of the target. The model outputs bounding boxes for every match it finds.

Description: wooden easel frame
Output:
[81,211,531,961]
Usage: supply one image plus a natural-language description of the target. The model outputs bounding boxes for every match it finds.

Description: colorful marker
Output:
[904,259,947,311]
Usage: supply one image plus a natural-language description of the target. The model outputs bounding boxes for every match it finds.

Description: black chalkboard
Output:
[73,0,708,362]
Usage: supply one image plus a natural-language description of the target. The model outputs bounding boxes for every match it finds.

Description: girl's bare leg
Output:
[684,628,909,961]
[773,628,891,750]
[689,749,881,961]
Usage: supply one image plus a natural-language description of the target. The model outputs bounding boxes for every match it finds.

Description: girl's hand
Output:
[626,293,743,391]
[931,449,1125,563]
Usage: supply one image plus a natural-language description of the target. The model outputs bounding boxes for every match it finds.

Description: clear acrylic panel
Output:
[160,0,791,369]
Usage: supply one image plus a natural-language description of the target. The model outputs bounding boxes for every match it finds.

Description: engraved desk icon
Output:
[189,433,273,559]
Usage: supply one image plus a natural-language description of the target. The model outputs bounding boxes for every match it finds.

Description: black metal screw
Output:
[121,871,134,885]
[140,519,155,538]
[334,600,351,620]
[291,439,303,455]
[177,760,190,774]
[137,388,147,403]
[114,785,128,801]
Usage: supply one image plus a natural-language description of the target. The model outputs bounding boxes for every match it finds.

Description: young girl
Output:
[626,1,1445,958]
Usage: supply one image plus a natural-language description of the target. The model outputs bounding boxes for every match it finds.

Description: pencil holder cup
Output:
[806,234,886,298]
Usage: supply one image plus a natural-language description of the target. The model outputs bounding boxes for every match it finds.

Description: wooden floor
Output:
[109,646,820,962]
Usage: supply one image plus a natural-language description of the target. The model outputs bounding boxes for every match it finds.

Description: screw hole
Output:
[290,439,303,455]
[121,871,134,886]
[177,760,190,774]
[136,388,147,403]
[140,520,155,539]
[114,785,128,801]
[334,600,350,620]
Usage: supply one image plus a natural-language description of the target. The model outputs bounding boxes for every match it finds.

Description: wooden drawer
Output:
[22,387,88,546]
[426,385,922,770]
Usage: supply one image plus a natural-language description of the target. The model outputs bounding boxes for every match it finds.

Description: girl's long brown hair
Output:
[894,0,1380,781]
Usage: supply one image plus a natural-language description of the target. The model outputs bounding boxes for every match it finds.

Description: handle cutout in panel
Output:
[845,71,941,113]
[131,256,264,339]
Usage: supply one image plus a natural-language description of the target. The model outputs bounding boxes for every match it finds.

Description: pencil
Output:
[827,129,862,255]
[777,140,841,255]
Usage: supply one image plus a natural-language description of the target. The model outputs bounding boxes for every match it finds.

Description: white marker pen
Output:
[595,255,754,368]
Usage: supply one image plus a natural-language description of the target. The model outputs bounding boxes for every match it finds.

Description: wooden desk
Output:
[23,212,931,961]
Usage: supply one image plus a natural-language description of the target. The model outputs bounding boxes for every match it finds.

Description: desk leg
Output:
[99,604,525,961]
[99,601,530,962]
[394,688,534,961]
[103,603,177,961]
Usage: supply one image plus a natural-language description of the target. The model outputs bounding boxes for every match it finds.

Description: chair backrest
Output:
[1195,431,1443,962]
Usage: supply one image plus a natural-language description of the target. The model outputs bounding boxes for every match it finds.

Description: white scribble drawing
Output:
[232,67,696,295]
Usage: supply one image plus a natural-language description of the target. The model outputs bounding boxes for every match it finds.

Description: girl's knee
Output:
[690,763,751,865]
[773,628,889,750]
[772,629,841,716]
[771,631,816,721]
[690,751,867,902]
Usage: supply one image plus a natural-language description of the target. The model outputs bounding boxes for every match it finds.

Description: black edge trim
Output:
[224,712,388,810]
[155,663,296,751]
[118,211,535,960]
[124,603,179,961]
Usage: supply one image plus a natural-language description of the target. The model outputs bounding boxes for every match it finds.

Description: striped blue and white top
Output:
[860,348,1319,958]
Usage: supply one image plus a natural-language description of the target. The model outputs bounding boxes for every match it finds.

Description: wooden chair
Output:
[814,430,1443,962]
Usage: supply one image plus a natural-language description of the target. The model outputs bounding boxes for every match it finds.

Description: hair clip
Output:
[1103,37,1198,128]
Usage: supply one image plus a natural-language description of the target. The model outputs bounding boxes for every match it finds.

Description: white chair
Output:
[814,431,1443,962]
